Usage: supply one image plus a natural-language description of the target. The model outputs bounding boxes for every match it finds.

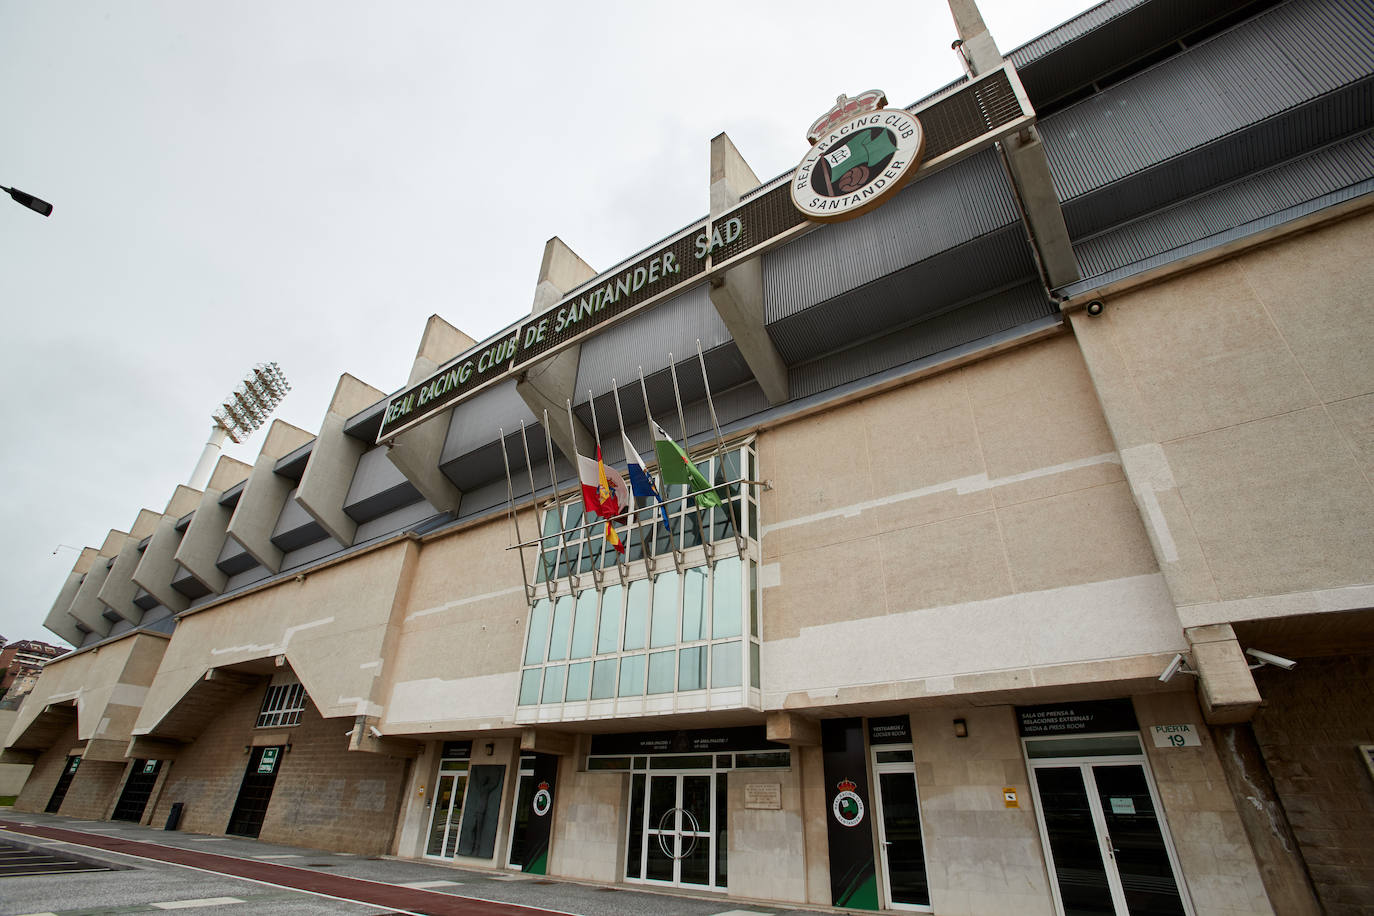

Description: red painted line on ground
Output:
[0,820,561,916]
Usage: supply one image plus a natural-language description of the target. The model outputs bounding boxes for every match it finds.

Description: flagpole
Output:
[519,420,555,601]
[586,388,613,586]
[696,338,746,553]
[498,428,535,605]
[563,399,585,594]
[539,409,569,599]
[668,354,714,563]
[611,379,654,575]
[639,365,684,569]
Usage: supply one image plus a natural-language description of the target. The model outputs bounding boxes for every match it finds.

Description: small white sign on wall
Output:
[1151,724,1201,748]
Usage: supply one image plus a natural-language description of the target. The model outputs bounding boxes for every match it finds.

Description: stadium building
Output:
[5,0,1372,913]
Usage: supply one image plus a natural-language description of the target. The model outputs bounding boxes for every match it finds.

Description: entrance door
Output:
[112,759,162,822]
[227,746,283,838]
[45,755,81,813]
[425,761,469,858]
[634,772,716,888]
[871,747,931,911]
[1031,759,1190,916]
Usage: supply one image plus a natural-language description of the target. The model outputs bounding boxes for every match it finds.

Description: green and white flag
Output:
[650,419,721,509]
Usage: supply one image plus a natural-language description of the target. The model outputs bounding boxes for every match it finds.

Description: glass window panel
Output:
[518,669,542,706]
[540,665,565,703]
[682,567,707,641]
[597,585,623,654]
[735,751,790,768]
[712,556,742,638]
[558,540,578,578]
[623,579,649,650]
[678,646,707,691]
[563,502,584,534]
[711,641,742,687]
[748,501,758,542]
[1025,735,1143,759]
[681,503,702,548]
[750,641,760,688]
[618,654,645,697]
[650,570,679,649]
[748,561,759,637]
[570,590,597,658]
[877,750,915,764]
[564,661,591,701]
[647,650,676,694]
[591,659,618,699]
[650,755,713,769]
[633,757,647,770]
[547,596,572,661]
[581,529,601,573]
[524,600,551,666]
[587,756,630,771]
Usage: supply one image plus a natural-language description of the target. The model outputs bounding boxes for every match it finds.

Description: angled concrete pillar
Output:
[707,133,789,405]
[297,374,385,547]
[384,315,475,513]
[131,486,203,614]
[516,237,597,464]
[226,419,315,573]
[98,510,163,623]
[44,547,100,645]
[67,532,127,637]
[174,456,252,594]
[946,0,1078,289]
[1188,624,1262,724]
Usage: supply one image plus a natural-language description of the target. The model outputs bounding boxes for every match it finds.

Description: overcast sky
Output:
[0,0,1090,645]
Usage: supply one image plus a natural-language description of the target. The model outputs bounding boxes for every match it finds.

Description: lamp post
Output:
[189,363,291,489]
[2,185,53,217]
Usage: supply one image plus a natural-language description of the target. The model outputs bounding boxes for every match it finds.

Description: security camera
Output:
[1246,648,1296,671]
[1085,300,1105,316]
[1158,652,1197,683]
[369,725,383,738]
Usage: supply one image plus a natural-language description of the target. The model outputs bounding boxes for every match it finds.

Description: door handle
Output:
[1104,837,1115,858]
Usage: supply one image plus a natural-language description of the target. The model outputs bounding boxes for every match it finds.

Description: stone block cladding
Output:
[12,721,78,812]
[56,759,126,820]
[1252,655,1374,916]
[148,681,410,855]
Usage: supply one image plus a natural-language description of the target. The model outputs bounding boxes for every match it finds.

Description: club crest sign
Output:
[533,781,552,817]
[792,90,925,223]
[832,778,865,827]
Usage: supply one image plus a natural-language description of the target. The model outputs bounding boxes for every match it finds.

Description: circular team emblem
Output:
[832,779,865,827]
[532,782,552,817]
[792,91,925,223]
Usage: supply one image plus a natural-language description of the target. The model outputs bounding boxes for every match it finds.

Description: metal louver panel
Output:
[1039,0,1374,203]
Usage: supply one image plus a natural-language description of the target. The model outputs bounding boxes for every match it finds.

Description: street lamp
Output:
[2,185,53,217]
[188,363,291,489]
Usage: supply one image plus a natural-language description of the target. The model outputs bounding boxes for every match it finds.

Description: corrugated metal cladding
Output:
[1074,130,1374,280]
[1008,0,1150,68]
[574,282,731,397]
[763,147,1019,325]
[790,283,1056,400]
[440,379,536,467]
[767,224,1038,365]
[1060,76,1372,240]
[1038,0,1374,203]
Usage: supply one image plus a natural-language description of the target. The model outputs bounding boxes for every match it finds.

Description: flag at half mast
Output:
[623,431,672,535]
[650,419,721,509]
[577,445,630,520]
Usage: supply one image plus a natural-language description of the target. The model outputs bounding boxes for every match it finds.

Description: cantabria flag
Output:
[650,419,721,509]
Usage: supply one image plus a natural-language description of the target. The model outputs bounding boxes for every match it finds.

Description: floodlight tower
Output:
[189,363,291,489]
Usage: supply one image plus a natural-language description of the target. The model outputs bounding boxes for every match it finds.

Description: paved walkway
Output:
[0,811,833,916]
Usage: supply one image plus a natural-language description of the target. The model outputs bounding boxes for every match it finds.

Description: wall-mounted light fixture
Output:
[953,718,968,738]
[485,742,495,757]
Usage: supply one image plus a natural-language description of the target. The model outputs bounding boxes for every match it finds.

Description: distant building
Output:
[0,640,64,701]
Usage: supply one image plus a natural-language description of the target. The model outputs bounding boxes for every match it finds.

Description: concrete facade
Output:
[9,2,1372,913]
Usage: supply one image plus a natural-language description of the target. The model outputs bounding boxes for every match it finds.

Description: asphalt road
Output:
[0,810,833,916]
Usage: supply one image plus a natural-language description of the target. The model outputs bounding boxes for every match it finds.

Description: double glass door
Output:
[1030,756,1190,916]
[628,770,721,889]
[425,762,468,858]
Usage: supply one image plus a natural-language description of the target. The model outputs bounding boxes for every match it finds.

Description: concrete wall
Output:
[381,513,532,734]
[1070,211,1374,630]
[0,709,31,796]
[135,540,417,737]
[757,334,1184,708]
[149,683,410,854]
[547,760,625,883]
[1251,655,1374,916]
